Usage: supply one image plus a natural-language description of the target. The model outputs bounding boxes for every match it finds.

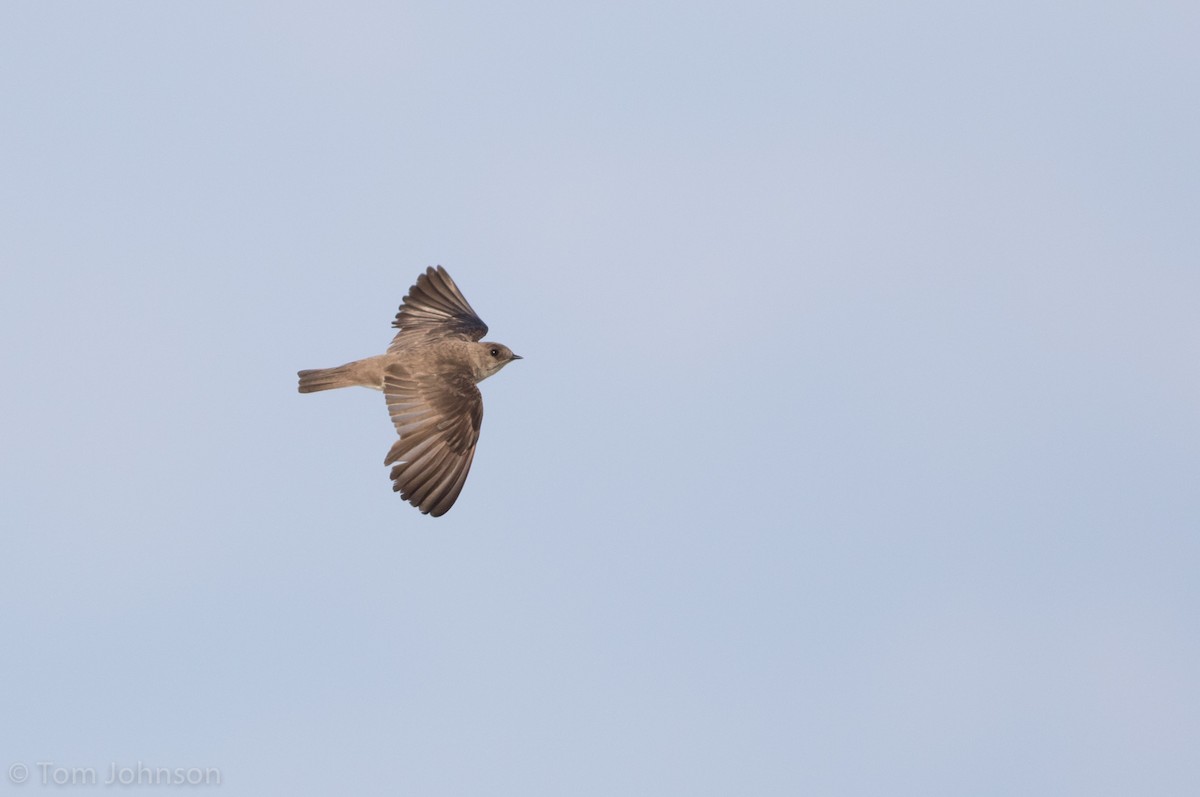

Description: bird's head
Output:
[473,342,522,380]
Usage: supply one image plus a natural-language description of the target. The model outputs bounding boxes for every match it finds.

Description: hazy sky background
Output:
[2,2,1198,794]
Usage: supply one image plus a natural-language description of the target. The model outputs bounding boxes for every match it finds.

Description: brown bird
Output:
[298,266,521,516]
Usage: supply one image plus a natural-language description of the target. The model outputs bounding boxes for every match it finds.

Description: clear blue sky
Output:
[2,2,1198,795]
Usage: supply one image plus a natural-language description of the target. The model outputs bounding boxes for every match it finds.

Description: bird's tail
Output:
[297,365,357,393]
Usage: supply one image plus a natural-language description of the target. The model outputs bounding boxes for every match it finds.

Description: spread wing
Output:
[388,266,487,351]
[382,363,484,517]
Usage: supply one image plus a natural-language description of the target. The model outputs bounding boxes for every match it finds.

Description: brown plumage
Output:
[298,267,521,516]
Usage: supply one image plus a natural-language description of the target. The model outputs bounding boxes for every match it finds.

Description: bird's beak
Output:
[511,354,523,360]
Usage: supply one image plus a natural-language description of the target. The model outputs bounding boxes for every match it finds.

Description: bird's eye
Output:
[490,348,499,357]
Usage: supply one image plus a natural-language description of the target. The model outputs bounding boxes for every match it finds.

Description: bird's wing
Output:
[382,363,484,517]
[388,266,488,351]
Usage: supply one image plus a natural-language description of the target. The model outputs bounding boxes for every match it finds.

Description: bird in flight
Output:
[298,266,521,516]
